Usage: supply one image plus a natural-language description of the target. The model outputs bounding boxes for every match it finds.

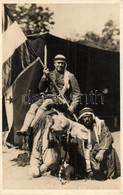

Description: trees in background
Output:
[6,4,55,35]
[5,4,119,52]
[67,20,120,52]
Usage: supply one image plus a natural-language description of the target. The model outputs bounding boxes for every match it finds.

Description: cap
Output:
[79,107,94,119]
[54,54,66,62]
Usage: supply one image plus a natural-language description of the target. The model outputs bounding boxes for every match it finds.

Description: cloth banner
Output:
[2,21,27,64]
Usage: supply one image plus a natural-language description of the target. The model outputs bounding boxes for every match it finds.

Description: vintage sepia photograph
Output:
[1,0,122,194]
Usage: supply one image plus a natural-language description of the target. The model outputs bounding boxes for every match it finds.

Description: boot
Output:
[86,169,94,180]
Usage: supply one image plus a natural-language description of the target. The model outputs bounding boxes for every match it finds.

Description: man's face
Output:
[54,60,66,73]
[81,114,93,128]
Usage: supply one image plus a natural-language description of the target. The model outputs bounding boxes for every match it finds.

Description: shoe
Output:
[86,171,94,180]
[16,130,29,136]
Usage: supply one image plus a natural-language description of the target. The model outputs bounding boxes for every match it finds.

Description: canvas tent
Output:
[3,33,120,145]
[28,33,120,116]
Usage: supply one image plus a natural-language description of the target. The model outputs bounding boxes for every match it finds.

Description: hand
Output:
[95,150,105,162]
[68,105,74,113]
[43,68,50,77]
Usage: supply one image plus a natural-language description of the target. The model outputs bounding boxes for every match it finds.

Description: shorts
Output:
[34,94,64,108]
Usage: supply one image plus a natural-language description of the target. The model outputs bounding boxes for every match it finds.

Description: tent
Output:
[28,33,120,116]
[4,33,120,145]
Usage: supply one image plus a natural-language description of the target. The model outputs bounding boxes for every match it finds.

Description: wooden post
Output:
[44,44,47,68]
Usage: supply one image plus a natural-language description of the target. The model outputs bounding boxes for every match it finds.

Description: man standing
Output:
[17,54,81,135]
[78,107,120,180]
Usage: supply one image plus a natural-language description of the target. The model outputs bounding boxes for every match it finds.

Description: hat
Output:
[54,54,66,62]
[79,107,94,119]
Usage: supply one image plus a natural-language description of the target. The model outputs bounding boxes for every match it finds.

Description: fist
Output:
[68,105,74,113]
[95,150,105,162]
[43,68,50,77]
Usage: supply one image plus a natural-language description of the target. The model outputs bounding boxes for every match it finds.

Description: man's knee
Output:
[29,166,40,178]
[29,103,39,115]
[41,99,53,110]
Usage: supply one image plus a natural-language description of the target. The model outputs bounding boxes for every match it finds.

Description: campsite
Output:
[2,33,121,190]
[2,4,121,192]
[3,33,120,146]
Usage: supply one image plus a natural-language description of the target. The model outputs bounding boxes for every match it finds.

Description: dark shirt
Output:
[38,69,81,111]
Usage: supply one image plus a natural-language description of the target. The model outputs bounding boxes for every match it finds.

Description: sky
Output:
[42,3,120,38]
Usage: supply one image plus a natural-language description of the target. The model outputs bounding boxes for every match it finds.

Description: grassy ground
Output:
[2,131,120,190]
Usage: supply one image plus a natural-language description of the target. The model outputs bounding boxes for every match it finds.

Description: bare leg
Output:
[29,115,52,178]
[31,99,53,128]
[17,103,38,136]
[84,148,91,172]
[29,130,42,178]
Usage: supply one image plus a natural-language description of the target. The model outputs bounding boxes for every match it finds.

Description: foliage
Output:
[67,20,120,52]
[5,4,55,35]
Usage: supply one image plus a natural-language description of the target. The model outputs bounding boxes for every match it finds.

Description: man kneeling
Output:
[78,107,121,180]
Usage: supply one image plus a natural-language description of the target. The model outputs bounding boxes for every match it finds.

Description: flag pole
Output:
[44,44,47,68]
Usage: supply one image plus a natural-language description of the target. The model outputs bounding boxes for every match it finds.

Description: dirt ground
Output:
[2,131,121,190]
